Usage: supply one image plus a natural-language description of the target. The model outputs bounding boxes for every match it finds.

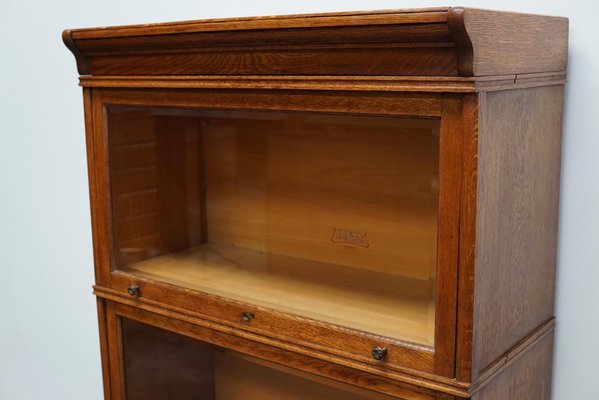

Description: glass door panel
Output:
[121,318,399,400]
[108,107,439,346]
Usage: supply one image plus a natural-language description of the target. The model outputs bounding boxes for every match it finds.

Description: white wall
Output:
[0,1,597,399]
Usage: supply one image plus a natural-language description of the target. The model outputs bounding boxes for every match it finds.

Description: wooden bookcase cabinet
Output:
[64,7,568,400]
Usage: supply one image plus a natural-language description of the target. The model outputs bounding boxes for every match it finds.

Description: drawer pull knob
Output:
[371,346,388,361]
[127,285,140,297]
[241,312,255,321]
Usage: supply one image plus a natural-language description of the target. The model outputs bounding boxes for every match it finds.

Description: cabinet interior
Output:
[121,318,398,400]
[108,106,440,345]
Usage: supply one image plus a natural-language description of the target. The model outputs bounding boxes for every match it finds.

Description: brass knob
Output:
[127,285,140,297]
[241,312,255,321]
[371,346,387,361]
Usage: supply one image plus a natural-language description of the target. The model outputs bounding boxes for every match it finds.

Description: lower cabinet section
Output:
[99,297,554,400]
[122,318,397,400]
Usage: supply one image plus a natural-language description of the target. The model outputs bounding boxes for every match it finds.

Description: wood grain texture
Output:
[469,86,563,378]
[78,75,479,93]
[96,298,112,400]
[433,95,472,376]
[100,88,442,117]
[470,333,554,400]
[105,301,125,400]
[87,89,113,286]
[71,24,451,52]
[213,351,399,400]
[456,8,568,76]
[69,9,450,39]
[81,46,458,77]
[109,299,464,399]
[106,269,436,373]
[453,94,479,383]
[468,318,555,396]
[69,8,568,399]
[63,7,568,78]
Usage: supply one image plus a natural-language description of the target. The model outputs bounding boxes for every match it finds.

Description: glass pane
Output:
[121,318,400,400]
[109,107,439,346]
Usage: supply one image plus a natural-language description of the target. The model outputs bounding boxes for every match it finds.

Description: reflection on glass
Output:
[122,318,401,400]
[109,108,439,345]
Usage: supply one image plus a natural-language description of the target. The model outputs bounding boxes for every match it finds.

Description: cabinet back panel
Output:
[108,108,439,280]
[203,112,439,280]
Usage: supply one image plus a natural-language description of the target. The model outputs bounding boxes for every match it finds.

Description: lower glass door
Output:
[121,318,399,400]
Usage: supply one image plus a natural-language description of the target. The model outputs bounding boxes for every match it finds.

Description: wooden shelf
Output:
[124,243,435,346]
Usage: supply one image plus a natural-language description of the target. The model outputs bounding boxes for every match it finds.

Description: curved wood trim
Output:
[62,29,90,75]
[70,9,449,39]
[63,8,567,78]
[447,7,474,77]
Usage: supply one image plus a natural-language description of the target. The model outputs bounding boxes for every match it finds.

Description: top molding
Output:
[63,7,568,78]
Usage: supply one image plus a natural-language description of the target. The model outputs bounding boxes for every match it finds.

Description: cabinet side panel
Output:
[462,9,568,76]
[471,332,554,400]
[473,86,563,376]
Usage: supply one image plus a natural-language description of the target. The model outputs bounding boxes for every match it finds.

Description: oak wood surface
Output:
[89,89,114,286]
[106,268,437,373]
[467,318,555,397]
[433,94,473,376]
[469,86,563,378]
[105,301,125,399]
[84,88,111,286]
[454,94,480,383]
[96,298,112,400]
[470,333,554,400]
[67,8,568,400]
[455,8,568,76]
[107,299,463,399]
[77,74,567,93]
[213,351,399,400]
[63,7,568,78]
[99,88,442,117]
[69,9,450,39]
[79,75,479,93]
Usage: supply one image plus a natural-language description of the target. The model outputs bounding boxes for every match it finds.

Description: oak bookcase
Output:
[64,7,568,400]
